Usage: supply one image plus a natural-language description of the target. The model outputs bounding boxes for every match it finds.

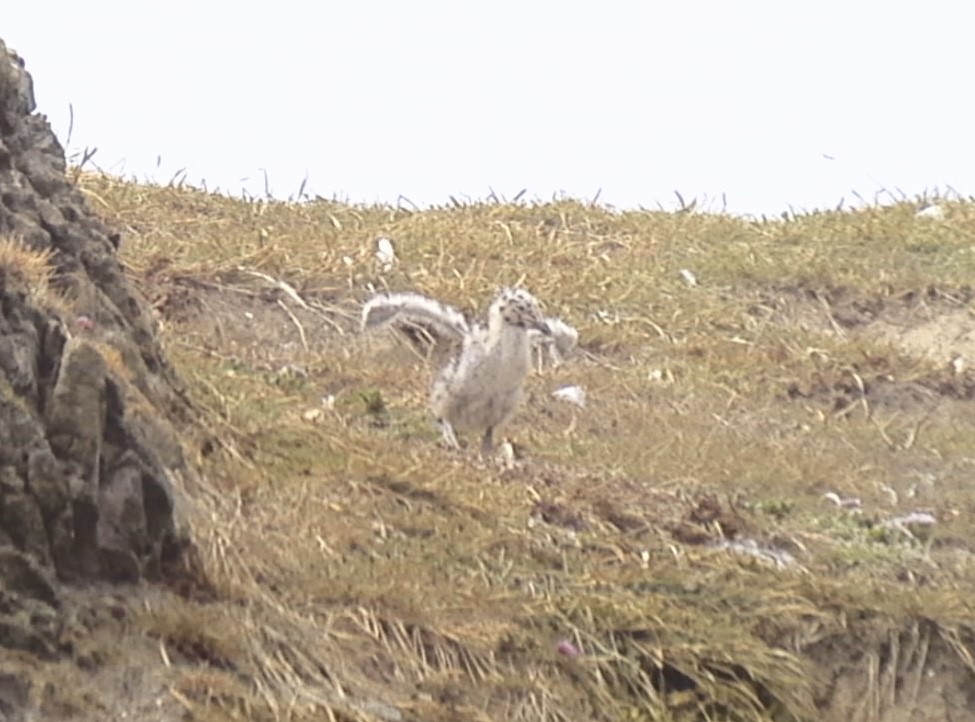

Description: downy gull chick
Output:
[362,287,573,454]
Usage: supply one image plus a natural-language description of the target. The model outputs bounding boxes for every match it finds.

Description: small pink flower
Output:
[556,640,581,658]
[75,315,96,331]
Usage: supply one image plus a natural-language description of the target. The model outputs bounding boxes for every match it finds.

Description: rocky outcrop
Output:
[0,38,192,660]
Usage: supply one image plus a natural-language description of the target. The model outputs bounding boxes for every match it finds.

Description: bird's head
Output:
[490,287,550,334]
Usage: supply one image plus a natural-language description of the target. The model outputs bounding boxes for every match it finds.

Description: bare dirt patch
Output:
[758,282,975,363]
[142,270,361,362]
[755,283,975,414]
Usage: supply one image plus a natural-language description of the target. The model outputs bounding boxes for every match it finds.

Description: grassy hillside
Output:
[54,174,975,720]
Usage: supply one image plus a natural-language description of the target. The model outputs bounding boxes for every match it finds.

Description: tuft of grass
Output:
[0,233,71,316]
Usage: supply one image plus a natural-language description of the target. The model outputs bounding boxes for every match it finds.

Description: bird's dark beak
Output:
[533,319,552,335]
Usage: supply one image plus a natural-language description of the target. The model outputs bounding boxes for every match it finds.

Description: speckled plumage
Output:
[362,287,574,454]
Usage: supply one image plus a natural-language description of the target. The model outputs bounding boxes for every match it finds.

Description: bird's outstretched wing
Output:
[528,317,579,365]
[361,291,471,361]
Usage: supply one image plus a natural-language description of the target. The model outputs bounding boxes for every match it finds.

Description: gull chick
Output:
[362,288,564,454]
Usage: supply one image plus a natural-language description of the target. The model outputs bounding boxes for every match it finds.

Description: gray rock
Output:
[0,547,58,609]
[25,448,70,522]
[45,338,107,482]
[0,671,31,722]
[0,484,50,566]
[0,34,197,719]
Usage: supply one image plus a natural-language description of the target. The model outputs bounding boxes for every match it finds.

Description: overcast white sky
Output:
[6,1,975,214]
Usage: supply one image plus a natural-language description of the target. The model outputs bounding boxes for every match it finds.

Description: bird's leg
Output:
[480,427,495,457]
[438,419,461,450]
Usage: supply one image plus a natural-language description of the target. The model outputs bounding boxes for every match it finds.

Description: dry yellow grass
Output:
[0,232,72,316]
[60,172,975,721]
